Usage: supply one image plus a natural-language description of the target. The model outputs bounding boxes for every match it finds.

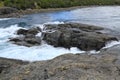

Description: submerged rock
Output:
[43,23,117,51]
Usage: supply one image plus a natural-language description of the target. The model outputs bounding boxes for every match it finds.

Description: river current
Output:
[0,6,120,61]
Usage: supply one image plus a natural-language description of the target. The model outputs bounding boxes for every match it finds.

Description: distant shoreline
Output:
[0,5,119,18]
[0,6,87,18]
[0,5,104,18]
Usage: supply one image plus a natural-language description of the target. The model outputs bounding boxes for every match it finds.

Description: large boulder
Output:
[43,23,117,51]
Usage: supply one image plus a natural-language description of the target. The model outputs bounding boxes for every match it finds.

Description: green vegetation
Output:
[1,0,120,10]
[0,1,4,7]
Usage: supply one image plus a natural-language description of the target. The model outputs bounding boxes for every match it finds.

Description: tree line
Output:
[0,0,120,10]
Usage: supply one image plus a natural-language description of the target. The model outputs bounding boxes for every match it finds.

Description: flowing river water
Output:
[0,6,120,61]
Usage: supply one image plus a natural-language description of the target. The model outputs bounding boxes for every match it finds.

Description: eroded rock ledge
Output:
[9,23,117,51]
[0,46,120,80]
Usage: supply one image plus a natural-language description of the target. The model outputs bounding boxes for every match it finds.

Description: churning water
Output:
[0,6,120,61]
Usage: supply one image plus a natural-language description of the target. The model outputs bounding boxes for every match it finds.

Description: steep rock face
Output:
[43,23,117,51]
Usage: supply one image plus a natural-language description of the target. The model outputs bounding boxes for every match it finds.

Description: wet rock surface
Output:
[0,48,120,80]
[43,23,117,51]
[3,26,120,79]
[9,23,117,50]
[9,27,41,47]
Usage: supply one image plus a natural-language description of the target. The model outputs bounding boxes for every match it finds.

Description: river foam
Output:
[103,41,120,49]
[0,18,12,21]
[0,22,85,61]
[0,21,119,61]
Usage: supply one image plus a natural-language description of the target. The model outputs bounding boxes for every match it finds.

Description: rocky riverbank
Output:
[0,44,120,80]
[0,22,119,80]
[1,13,120,79]
[0,6,90,18]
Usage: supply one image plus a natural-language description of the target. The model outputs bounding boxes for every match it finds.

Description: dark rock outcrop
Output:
[9,23,117,50]
[17,29,28,35]
[0,7,18,15]
[9,27,41,47]
[17,27,41,35]
[43,23,117,51]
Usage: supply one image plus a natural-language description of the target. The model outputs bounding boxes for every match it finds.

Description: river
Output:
[0,6,120,61]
